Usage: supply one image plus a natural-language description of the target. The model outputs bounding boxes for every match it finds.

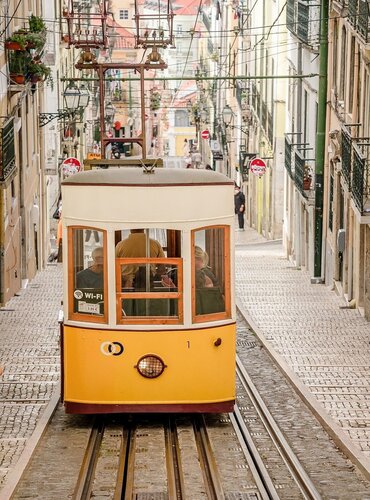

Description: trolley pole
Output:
[313,0,328,280]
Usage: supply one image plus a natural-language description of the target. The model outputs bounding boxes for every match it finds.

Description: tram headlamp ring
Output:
[135,354,166,379]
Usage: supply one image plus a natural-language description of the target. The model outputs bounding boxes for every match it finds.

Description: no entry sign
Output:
[201,129,210,140]
[62,157,81,177]
[249,157,267,176]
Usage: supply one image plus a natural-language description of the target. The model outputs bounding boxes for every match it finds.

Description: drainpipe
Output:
[313,0,328,280]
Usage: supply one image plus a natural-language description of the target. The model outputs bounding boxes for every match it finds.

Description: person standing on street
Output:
[234,185,245,230]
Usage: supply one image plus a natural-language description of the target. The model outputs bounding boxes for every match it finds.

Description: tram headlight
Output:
[135,355,166,379]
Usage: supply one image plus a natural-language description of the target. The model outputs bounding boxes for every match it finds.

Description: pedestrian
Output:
[234,185,245,231]
[191,149,202,168]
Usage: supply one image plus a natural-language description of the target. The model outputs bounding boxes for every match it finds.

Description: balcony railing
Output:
[341,125,352,189]
[357,0,370,43]
[285,136,294,180]
[294,148,306,195]
[267,110,273,145]
[261,100,268,132]
[286,0,320,48]
[352,142,370,214]
[348,0,358,28]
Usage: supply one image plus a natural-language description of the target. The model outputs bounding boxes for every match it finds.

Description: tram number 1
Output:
[187,340,190,349]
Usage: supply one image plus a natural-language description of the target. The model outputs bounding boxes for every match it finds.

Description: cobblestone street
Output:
[0,226,369,495]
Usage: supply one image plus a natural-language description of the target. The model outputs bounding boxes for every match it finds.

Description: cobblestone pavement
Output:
[0,263,62,489]
[0,225,370,494]
[235,224,370,477]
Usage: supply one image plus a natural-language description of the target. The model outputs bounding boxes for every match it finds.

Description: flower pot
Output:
[10,74,26,84]
[30,74,42,83]
[5,41,26,51]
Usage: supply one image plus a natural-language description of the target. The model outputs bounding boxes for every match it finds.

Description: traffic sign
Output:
[201,129,210,140]
[62,157,81,177]
[249,157,267,176]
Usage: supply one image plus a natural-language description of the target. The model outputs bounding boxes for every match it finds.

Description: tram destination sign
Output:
[0,118,16,184]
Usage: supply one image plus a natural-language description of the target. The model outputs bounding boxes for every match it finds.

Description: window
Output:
[339,26,347,102]
[115,228,182,324]
[119,9,129,20]
[348,36,356,114]
[68,227,108,323]
[192,226,230,322]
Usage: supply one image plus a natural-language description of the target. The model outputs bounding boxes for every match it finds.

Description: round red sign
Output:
[249,157,267,176]
[62,157,81,177]
[201,129,210,140]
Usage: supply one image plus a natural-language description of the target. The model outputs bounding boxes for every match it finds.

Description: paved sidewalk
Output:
[235,224,370,478]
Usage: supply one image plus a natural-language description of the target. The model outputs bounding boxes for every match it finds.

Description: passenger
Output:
[194,246,218,288]
[76,246,104,289]
[116,229,165,288]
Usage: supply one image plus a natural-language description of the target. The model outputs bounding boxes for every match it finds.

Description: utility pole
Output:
[313,0,328,280]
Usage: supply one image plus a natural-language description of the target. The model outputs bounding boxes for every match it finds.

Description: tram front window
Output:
[70,228,107,321]
[192,226,230,320]
[115,228,182,323]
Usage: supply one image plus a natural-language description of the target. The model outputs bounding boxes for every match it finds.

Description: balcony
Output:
[352,143,370,214]
[348,0,358,28]
[285,136,294,180]
[341,125,352,189]
[294,148,306,195]
[286,0,320,48]
[357,0,370,43]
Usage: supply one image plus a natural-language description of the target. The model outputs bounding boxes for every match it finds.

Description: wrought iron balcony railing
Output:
[341,125,352,188]
[352,142,370,214]
[348,0,358,28]
[268,111,273,145]
[286,0,320,48]
[285,136,294,180]
[357,0,370,43]
[294,148,306,196]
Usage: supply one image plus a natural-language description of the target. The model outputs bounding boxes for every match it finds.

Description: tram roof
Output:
[62,167,233,187]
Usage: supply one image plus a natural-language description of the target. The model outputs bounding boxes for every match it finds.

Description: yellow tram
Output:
[61,165,236,413]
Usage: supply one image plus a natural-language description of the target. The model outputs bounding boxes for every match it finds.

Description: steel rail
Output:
[192,415,224,500]
[73,417,105,500]
[230,408,278,500]
[113,423,134,500]
[164,416,186,499]
[236,356,322,500]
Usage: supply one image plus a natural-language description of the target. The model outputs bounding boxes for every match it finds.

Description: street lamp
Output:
[39,81,90,127]
[222,104,233,127]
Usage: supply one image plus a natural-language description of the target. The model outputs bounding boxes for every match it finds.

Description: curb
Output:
[0,387,61,499]
[236,297,370,482]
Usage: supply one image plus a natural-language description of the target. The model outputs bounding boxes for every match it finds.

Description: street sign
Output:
[249,157,267,176]
[62,157,81,177]
[201,129,210,140]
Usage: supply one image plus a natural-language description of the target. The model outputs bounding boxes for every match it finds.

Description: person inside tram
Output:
[76,246,104,289]
[194,246,219,288]
[116,229,168,289]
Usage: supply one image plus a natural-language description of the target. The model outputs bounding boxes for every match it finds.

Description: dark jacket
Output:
[234,190,245,214]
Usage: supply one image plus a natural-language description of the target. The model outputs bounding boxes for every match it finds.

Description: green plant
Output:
[26,31,46,51]
[5,32,28,50]
[28,61,53,87]
[9,51,31,74]
[29,14,47,33]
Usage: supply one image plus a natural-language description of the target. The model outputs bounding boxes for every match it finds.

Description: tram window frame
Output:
[191,225,231,323]
[115,257,183,325]
[68,226,109,324]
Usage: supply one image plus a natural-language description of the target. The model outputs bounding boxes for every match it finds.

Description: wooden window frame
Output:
[191,225,231,323]
[68,226,108,324]
[116,257,183,325]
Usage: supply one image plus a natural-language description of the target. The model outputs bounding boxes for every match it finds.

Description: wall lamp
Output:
[39,82,90,127]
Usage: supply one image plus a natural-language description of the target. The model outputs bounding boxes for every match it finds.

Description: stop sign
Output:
[201,129,210,140]
[249,157,267,176]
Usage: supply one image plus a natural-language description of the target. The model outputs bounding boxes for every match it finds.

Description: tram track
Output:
[231,355,321,500]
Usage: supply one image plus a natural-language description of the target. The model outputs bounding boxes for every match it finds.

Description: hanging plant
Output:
[5,32,28,51]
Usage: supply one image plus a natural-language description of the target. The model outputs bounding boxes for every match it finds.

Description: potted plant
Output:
[27,61,53,87]
[29,14,47,33]
[26,31,46,51]
[303,165,312,190]
[9,51,31,84]
[5,32,27,51]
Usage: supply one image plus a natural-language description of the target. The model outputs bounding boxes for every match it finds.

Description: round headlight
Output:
[136,355,166,379]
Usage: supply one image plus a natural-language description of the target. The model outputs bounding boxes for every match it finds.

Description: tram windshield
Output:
[115,228,182,324]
